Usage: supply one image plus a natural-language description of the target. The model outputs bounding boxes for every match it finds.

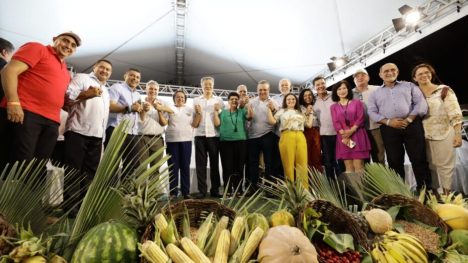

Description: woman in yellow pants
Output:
[267,93,314,186]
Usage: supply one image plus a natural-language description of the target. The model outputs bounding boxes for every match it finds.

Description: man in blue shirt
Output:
[368,63,431,190]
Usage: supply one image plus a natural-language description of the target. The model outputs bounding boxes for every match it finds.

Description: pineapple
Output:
[260,177,313,218]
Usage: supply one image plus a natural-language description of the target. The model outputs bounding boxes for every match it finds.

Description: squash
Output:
[257,226,318,263]
[363,208,393,234]
[434,204,468,230]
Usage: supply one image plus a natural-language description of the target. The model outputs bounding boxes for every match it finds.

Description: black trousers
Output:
[105,126,141,177]
[6,110,58,164]
[220,140,247,193]
[0,108,11,171]
[247,132,282,189]
[64,131,102,176]
[320,135,344,178]
[63,131,103,209]
[194,136,221,195]
[380,118,431,189]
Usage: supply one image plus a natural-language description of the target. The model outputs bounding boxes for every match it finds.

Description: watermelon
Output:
[71,221,138,263]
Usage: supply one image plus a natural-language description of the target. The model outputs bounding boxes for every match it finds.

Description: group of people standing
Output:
[0,33,464,205]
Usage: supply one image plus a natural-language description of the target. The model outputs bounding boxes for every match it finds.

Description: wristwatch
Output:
[406,117,413,123]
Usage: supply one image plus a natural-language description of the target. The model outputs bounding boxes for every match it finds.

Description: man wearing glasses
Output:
[0,32,81,166]
[352,68,385,164]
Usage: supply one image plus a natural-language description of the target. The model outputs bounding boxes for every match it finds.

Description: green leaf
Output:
[323,231,355,254]
[386,205,401,221]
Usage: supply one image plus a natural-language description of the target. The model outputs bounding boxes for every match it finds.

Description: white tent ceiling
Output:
[1,0,458,91]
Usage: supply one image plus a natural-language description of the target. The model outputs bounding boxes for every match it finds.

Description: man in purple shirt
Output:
[368,63,431,190]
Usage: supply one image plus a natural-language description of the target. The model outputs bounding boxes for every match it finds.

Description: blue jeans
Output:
[166,141,192,196]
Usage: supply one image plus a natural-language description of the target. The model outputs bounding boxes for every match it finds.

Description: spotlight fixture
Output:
[327,56,349,72]
[392,4,426,32]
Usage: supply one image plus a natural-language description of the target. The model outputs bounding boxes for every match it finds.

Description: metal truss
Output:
[106,80,267,99]
[301,0,467,89]
[174,0,187,85]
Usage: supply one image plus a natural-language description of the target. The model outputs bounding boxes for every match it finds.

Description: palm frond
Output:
[0,160,81,233]
[65,121,129,253]
[308,168,348,209]
[357,163,413,200]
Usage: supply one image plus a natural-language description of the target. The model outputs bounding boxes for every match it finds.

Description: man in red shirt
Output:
[0,32,81,168]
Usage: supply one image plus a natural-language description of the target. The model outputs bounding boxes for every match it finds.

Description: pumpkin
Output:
[258,226,318,263]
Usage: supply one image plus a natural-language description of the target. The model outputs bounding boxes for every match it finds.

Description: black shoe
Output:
[183,194,193,199]
[192,193,206,199]
[210,192,223,198]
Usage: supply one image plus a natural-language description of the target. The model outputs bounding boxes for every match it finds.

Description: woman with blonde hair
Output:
[412,63,463,194]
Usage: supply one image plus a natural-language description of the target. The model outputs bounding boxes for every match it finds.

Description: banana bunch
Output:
[371,231,428,263]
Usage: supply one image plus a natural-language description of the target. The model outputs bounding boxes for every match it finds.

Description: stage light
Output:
[327,56,348,72]
[392,5,425,32]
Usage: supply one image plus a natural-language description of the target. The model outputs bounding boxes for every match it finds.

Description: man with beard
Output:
[0,32,80,167]
[62,59,112,213]
[64,60,112,175]
[313,76,344,177]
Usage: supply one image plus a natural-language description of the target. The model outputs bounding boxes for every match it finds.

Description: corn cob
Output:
[160,219,177,245]
[240,227,264,263]
[205,216,230,256]
[228,235,247,263]
[214,229,231,263]
[229,216,246,256]
[139,240,169,263]
[180,237,211,263]
[166,243,195,263]
[196,212,214,250]
[182,211,191,239]
[154,213,169,230]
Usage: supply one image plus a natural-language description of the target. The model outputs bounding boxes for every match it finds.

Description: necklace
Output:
[340,100,350,127]
[230,110,239,132]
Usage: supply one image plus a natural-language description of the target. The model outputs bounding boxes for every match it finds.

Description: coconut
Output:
[363,208,393,234]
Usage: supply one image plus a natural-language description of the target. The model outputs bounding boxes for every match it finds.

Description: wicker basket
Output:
[368,194,450,234]
[140,199,236,262]
[299,200,370,250]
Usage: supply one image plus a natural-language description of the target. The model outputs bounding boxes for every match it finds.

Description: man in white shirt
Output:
[64,59,111,177]
[63,59,112,213]
[193,77,225,198]
[352,68,385,164]
[138,80,172,169]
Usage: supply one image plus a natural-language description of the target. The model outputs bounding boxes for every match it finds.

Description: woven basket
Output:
[140,199,236,262]
[368,194,450,234]
[299,200,370,250]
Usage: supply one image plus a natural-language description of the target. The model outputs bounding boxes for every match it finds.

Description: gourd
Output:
[257,226,318,263]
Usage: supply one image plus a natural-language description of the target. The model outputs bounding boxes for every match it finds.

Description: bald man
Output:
[368,63,431,191]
